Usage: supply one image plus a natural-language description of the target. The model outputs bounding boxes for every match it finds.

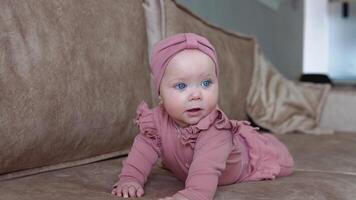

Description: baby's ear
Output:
[158,96,163,105]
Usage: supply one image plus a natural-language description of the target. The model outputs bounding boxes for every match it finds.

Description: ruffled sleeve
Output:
[134,101,161,154]
[115,101,161,188]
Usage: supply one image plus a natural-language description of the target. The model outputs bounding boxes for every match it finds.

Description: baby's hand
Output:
[158,193,189,200]
[111,181,144,198]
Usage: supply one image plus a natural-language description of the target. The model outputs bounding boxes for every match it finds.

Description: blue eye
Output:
[175,82,187,90]
[201,80,212,88]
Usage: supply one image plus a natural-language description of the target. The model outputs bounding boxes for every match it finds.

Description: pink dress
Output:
[116,101,294,200]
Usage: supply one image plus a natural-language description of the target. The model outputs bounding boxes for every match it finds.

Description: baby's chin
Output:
[180,113,210,127]
[185,118,202,126]
[173,117,201,128]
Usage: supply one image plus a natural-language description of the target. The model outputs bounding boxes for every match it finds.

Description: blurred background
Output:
[177,0,356,84]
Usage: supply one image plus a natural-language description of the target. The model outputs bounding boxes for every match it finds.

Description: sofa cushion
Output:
[320,87,356,132]
[0,0,151,180]
[217,171,356,200]
[145,0,256,120]
[2,133,356,200]
[277,132,356,173]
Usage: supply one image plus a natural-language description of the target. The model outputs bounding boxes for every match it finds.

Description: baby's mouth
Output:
[186,108,202,112]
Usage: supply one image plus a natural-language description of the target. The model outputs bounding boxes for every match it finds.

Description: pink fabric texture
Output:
[116,102,294,200]
[150,33,218,97]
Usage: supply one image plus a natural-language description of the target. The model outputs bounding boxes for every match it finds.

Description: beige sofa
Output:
[1,0,356,199]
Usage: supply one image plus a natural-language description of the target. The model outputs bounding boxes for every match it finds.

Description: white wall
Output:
[302,0,329,74]
[329,2,356,80]
[176,0,304,80]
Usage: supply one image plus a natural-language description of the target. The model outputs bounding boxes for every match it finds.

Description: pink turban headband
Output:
[150,33,218,98]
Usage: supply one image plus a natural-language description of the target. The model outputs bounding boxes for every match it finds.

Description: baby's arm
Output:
[177,130,233,200]
[112,134,160,198]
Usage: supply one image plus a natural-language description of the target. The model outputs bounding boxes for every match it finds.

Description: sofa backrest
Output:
[0,0,152,180]
[0,0,257,180]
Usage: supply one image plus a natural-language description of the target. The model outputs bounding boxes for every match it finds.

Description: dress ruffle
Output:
[232,121,294,181]
[177,108,255,148]
[209,113,293,181]
[177,109,220,148]
[134,101,161,152]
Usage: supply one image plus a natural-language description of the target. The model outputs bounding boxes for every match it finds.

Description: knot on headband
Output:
[150,33,218,98]
[185,34,199,49]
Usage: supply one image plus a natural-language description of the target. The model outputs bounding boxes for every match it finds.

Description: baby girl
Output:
[111,33,294,200]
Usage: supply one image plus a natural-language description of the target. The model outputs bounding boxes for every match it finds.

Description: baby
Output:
[111,33,294,200]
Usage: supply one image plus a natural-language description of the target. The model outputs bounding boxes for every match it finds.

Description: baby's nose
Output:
[189,87,202,101]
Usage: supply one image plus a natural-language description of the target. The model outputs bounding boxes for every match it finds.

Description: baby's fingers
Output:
[122,185,130,198]
[111,182,143,198]
[128,185,137,197]
[136,186,144,197]
[111,189,116,195]
[111,187,122,197]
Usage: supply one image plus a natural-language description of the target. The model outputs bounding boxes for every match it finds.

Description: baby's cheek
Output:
[163,94,185,112]
[206,90,218,106]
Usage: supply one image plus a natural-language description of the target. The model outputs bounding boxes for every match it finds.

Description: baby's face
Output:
[159,49,218,127]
